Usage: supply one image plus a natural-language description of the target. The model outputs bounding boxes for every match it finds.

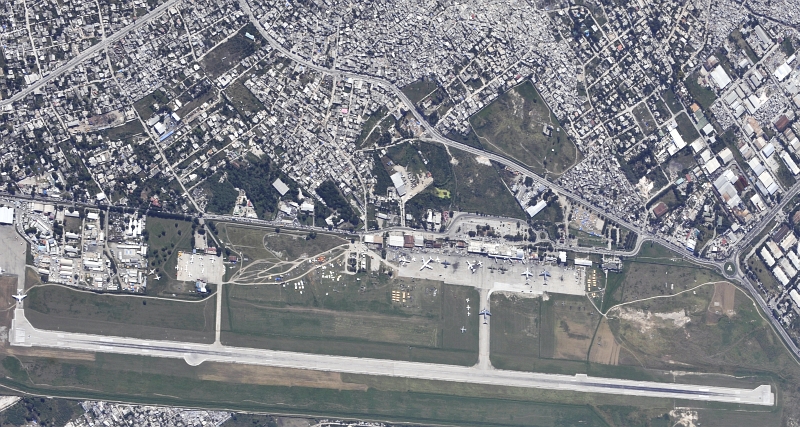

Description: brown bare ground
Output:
[588,320,620,365]
[551,298,599,361]
[707,282,736,324]
[199,364,368,391]
[4,347,95,361]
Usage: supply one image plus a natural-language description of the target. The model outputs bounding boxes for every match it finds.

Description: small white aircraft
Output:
[419,257,433,271]
[434,256,441,263]
[460,326,466,333]
[465,298,470,303]
[154,274,161,281]
[466,260,476,273]
[540,270,552,280]
[12,293,27,302]
[521,268,534,279]
[399,256,409,266]
[148,269,155,275]
[411,257,417,262]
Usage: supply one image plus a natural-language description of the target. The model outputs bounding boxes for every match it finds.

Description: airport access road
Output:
[10,308,774,406]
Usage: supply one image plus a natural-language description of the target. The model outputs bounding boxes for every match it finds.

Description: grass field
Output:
[685,72,717,111]
[401,79,439,105]
[222,273,480,365]
[0,350,674,427]
[25,285,216,343]
[602,242,725,311]
[661,90,682,113]
[201,24,262,79]
[99,120,145,142]
[675,112,700,142]
[470,81,578,176]
[144,216,195,296]
[224,78,265,119]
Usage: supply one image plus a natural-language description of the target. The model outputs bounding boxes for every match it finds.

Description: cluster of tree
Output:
[207,155,298,219]
[315,180,359,226]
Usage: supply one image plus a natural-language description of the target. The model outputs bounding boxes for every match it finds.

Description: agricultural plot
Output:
[470,81,578,177]
[25,285,216,343]
[222,274,480,365]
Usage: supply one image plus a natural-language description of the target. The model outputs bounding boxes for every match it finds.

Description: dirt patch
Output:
[4,347,95,361]
[474,155,492,166]
[199,364,367,390]
[616,307,690,333]
[589,320,620,365]
[551,297,598,361]
[706,282,736,324]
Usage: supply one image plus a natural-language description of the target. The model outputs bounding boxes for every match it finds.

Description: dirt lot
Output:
[25,285,216,343]
[707,282,736,324]
[588,319,620,365]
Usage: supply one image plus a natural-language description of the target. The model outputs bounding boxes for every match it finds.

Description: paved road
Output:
[0,0,181,107]
[9,308,774,405]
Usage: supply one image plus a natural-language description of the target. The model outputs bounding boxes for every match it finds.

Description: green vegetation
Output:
[133,88,169,119]
[729,29,760,63]
[674,112,700,142]
[207,155,297,219]
[224,78,265,118]
[316,180,359,226]
[389,141,525,220]
[201,23,263,79]
[401,78,439,105]
[357,107,389,147]
[781,37,797,56]
[223,277,480,365]
[684,72,717,111]
[660,90,682,113]
[775,160,797,188]
[602,242,725,311]
[99,120,145,142]
[0,398,83,427]
[25,285,216,343]
[470,81,578,176]
[0,351,658,427]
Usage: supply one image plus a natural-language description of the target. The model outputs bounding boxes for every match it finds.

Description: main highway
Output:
[9,308,774,406]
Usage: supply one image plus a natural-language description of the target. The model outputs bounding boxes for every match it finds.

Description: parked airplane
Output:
[460,326,466,333]
[521,268,534,279]
[434,256,441,263]
[479,308,491,319]
[12,293,26,302]
[441,260,451,268]
[398,256,409,266]
[419,257,433,271]
[540,270,552,280]
[154,274,161,281]
[466,261,477,273]
[148,269,156,275]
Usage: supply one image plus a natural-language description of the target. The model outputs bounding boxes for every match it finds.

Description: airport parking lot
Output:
[393,250,585,297]
[176,252,225,284]
[0,224,26,284]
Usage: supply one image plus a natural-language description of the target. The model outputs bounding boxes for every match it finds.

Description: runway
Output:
[10,309,774,406]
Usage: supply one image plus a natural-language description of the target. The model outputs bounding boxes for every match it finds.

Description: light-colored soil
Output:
[199,364,368,390]
[707,282,736,324]
[589,320,620,365]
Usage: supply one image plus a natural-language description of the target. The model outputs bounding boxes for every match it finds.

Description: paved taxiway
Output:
[11,309,773,406]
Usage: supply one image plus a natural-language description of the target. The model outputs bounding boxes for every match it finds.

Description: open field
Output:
[25,285,216,343]
[449,148,526,219]
[490,293,603,373]
[401,79,439,105]
[588,319,620,365]
[674,111,700,142]
[470,81,578,176]
[632,103,657,135]
[602,242,725,311]
[0,350,666,427]
[201,24,262,79]
[224,78,265,118]
[98,120,145,142]
[144,216,195,296]
[222,274,480,365]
